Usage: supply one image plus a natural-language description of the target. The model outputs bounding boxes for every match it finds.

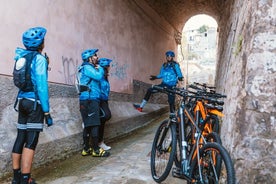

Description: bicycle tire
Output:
[205,132,222,145]
[209,115,220,134]
[188,142,235,184]
[150,119,177,183]
[204,132,223,177]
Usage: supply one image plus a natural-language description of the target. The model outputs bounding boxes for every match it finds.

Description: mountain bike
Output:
[150,85,235,183]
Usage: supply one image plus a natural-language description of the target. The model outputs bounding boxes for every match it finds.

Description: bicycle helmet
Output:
[22,27,47,50]
[81,49,99,61]
[98,58,112,67]
[165,50,175,57]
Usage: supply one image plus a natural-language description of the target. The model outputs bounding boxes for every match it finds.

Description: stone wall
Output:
[0,0,177,94]
[216,0,276,183]
[0,75,168,178]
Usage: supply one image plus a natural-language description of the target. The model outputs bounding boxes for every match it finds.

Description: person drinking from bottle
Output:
[98,57,113,151]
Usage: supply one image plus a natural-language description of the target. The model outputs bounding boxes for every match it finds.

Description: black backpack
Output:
[13,52,38,111]
[13,52,38,92]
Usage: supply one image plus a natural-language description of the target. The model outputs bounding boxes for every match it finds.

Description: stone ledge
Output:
[0,100,168,179]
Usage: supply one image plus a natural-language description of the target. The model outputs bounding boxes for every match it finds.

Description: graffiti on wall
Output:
[61,56,79,85]
[61,57,129,85]
[110,61,129,80]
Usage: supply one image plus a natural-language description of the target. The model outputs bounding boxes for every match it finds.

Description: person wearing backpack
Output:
[11,27,53,184]
[98,58,113,151]
[79,49,110,157]
[133,50,183,115]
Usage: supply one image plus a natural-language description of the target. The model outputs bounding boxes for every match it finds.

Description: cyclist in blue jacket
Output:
[98,58,113,151]
[133,50,183,114]
[11,27,53,184]
[79,49,110,157]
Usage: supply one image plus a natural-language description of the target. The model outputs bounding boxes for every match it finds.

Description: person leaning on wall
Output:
[98,57,113,151]
[11,27,53,184]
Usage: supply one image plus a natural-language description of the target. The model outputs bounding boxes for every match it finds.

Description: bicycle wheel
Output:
[188,142,235,184]
[151,119,177,183]
[205,132,222,145]
[175,130,222,169]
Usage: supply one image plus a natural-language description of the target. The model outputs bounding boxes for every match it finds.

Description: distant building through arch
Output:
[178,14,218,85]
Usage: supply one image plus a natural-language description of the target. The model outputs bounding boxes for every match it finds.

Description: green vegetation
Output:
[197,25,209,33]
[233,35,243,56]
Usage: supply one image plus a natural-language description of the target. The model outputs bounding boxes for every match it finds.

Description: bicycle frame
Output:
[178,98,225,183]
[177,96,208,179]
[194,100,224,136]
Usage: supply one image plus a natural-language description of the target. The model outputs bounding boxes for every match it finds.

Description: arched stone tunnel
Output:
[145,0,275,183]
[0,0,275,183]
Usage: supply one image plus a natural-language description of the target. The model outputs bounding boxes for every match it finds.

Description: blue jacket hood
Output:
[14,47,33,61]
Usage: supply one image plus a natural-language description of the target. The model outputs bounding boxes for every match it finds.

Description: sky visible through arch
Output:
[179,14,218,85]
[184,14,218,30]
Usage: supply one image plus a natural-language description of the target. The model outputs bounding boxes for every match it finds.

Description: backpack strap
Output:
[13,92,19,112]
[80,62,95,86]
[22,51,39,92]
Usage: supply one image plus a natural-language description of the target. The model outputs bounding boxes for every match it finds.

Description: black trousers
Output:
[99,100,112,142]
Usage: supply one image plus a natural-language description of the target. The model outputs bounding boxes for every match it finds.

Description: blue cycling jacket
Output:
[100,77,110,101]
[14,47,50,113]
[79,62,104,101]
[156,61,183,86]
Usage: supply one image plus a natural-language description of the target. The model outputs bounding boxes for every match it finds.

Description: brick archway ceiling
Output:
[144,0,226,32]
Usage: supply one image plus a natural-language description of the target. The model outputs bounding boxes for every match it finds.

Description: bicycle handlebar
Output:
[188,84,227,99]
[152,85,188,97]
[194,82,216,90]
[152,85,226,106]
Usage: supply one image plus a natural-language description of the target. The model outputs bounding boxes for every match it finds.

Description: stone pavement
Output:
[23,114,185,184]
